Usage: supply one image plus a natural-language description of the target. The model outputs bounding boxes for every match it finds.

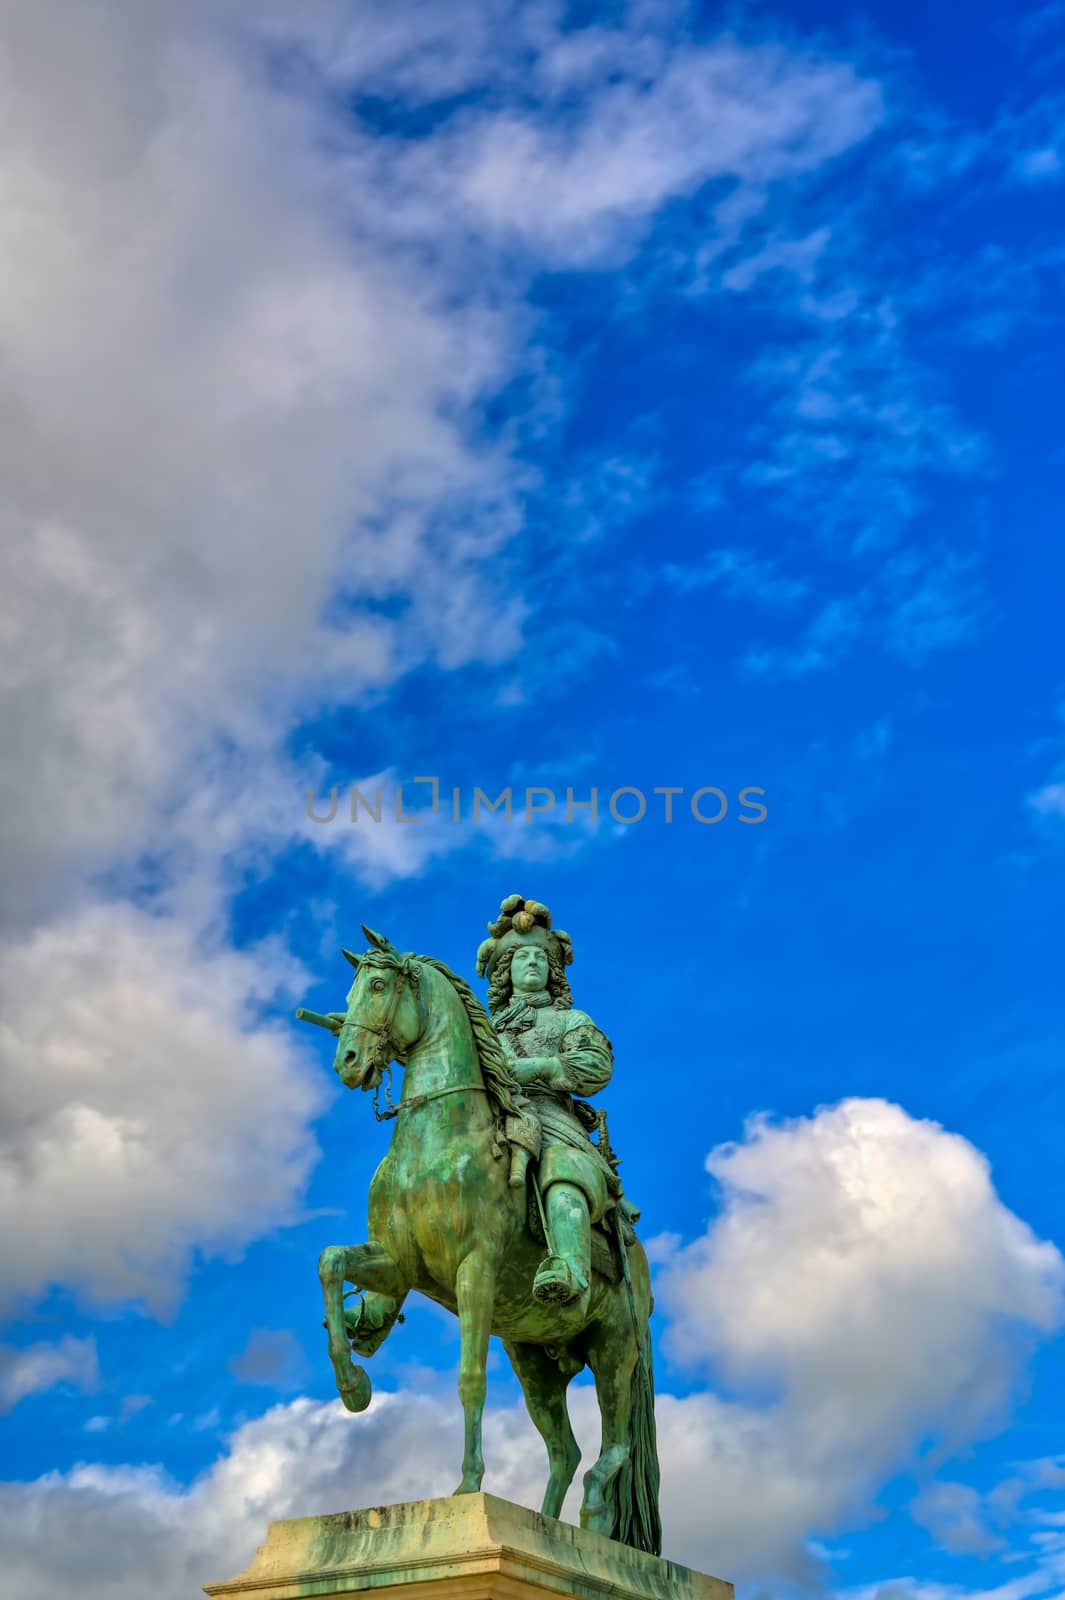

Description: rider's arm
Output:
[509,1056,565,1089]
[507,1015,612,1094]
[558,1014,613,1096]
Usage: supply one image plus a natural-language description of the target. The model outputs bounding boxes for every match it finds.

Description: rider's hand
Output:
[511,1056,559,1094]
[512,1055,568,1090]
[539,1055,572,1091]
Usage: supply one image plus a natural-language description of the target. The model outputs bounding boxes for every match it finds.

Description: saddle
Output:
[524,1100,641,1286]
[526,1187,640,1285]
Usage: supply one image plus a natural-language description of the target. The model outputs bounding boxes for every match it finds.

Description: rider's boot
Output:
[533,1181,591,1307]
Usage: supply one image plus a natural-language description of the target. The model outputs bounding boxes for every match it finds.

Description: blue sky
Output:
[1,1,1064,1596]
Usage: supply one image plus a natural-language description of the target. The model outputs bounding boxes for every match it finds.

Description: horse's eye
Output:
[371,978,385,993]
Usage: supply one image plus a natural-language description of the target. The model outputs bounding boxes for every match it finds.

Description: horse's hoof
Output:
[580,1501,611,1537]
[336,1365,372,1413]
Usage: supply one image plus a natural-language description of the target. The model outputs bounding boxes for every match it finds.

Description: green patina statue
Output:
[477,896,640,1311]
[299,893,661,1555]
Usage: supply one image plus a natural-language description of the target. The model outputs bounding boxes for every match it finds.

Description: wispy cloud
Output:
[1028,782,1065,821]
[742,304,985,552]
[851,1456,1065,1600]
[739,549,986,679]
[742,591,868,678]
[1024,701,1065,833]
[0,1337,98,1413]
[662,547,809,606]
[881,550,988,662]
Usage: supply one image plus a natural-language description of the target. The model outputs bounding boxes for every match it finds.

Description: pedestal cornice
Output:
[203,1492,733,1600]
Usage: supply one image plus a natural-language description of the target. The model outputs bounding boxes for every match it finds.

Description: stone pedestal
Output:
[203,1492,732,1600]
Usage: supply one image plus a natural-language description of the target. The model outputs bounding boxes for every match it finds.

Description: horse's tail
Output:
[607,1326,662,1555]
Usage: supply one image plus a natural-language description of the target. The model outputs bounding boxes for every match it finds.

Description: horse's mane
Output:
[361,948,521,1122]
[418,955,522,1120]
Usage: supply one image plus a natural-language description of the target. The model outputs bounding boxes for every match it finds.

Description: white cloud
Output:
[0,1336,98,1412]
[838,1571,1062,1600]
[653,1099,1065,1563]
[0,1385,826,1595]
[0,2,1035,1469]
[0,902,323,1315]
[0,0,560,1329]
[0,1,521,928]
[426,39,883,265]
[3,1101,1062,1595]
[0,1,888,934]
[268,3,883,268]
[0,1390,546,1600]
[5,1385,1060,1598]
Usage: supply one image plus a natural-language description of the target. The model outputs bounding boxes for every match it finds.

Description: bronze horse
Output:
[304,927,660,1553]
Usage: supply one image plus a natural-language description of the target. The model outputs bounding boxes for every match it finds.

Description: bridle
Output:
[340,953,490,1125]
[342,955,418,1071]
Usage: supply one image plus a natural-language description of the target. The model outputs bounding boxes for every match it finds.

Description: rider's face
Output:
[511,945,549,993]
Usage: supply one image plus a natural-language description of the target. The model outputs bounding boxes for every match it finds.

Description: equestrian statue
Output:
[298,893,661,1554]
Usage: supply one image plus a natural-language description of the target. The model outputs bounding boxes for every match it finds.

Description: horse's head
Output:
[334,925,423,1091]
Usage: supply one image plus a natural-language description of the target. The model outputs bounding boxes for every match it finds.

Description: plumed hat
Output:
[475,893,574,979]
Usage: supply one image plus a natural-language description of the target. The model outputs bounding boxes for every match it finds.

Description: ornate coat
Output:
[494,993,617,1223]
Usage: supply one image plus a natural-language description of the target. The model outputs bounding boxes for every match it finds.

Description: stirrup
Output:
[533,1254,589,1305]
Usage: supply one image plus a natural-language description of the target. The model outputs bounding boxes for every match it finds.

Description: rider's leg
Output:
[533,1180,591,1305]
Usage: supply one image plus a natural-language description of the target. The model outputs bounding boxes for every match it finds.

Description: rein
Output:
[376,1082,490,1123]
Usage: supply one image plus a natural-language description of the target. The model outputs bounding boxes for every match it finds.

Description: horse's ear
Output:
[361,924,397,954]
[342,948,360,969]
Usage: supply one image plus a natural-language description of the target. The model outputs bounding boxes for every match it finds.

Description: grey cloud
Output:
[229,1330,309,1392]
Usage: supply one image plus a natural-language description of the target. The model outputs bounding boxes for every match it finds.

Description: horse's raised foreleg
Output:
[318,1242,405,1413]
[454,1248,496,1494]
[503,1339,582,1519]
